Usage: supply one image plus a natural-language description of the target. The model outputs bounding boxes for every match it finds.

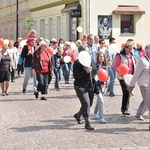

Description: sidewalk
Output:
[0,76,150,150]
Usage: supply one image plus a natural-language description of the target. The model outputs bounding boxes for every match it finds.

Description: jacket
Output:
[21,45,34,67]
[32,49,52,72]
[130,55,150,87]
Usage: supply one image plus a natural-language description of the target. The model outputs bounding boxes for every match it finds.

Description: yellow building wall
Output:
[89,0,148,47]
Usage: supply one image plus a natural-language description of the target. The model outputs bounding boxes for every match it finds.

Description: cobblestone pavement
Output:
[0,75,150,150]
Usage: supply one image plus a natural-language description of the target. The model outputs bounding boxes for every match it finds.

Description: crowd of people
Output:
[0,29,150,130]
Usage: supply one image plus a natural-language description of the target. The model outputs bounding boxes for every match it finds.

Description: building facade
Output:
[0,0,149,47]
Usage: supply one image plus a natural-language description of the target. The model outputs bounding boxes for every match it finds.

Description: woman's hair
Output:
[124,41,134,48]
[2,44,8,50]
[96,52,107,67]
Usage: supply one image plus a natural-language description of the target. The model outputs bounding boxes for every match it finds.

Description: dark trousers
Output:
[75,86,94,117]
[119,80,130,112]
[17,64,22,75]
[36,72,49,94]
[10,68,15,81]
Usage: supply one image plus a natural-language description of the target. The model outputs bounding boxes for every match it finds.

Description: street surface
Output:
[0,75,150,150]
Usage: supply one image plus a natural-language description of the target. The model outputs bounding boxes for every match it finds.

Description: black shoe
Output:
[22,89,26,93]
[85,124,94,130]
[122,111,130,115]
[34,92,39,98]
[40,96,47,100]
[74,114,82,124]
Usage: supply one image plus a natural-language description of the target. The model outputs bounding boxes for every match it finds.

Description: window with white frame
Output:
[48,18,52,40]
[19,19,23,38]
[121,15,134,34]
[57,16,61,40]
[40,19,45,38]
[33,20,37,31]
[8,22,11,39]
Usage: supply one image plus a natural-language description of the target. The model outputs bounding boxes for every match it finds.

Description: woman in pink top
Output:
[113,42,136,115]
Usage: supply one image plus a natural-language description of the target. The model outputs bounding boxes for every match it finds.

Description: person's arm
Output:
[113,54,121,72]
[21,45,28,58]
[129,59,145,87]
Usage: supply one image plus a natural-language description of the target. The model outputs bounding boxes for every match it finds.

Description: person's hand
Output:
[86,67,92,73]
[28,50,32,55]
[127,85,134,93]
[31,69,36,77]
[94,75,98,81]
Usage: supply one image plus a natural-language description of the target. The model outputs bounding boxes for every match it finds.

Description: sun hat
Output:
[38,41,47,47]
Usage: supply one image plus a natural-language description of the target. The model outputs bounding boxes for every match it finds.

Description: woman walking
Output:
[113,41,136,115]
[32,41,52,100]
[0,44,14,96]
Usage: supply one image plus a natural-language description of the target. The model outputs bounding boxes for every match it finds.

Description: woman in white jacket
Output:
[128,44,150,121]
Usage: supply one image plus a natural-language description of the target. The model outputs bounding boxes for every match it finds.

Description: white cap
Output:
[39,41,47,47]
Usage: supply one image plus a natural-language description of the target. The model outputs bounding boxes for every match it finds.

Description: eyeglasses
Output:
[101,42,105,44]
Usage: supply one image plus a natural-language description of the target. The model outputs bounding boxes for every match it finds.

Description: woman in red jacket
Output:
[32,41,52,100]
[63,41,75,84]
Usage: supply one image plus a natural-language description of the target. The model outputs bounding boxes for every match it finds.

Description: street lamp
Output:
[16,0,18,41]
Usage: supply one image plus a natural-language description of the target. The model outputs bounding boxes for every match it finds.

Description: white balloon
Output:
[108,44,118,56]
[19,40,27,48]
[77,26,83,33]
[64,56,71,63]
[71,42,76,50]
[78,51,91,67]
[124,74,133,85]
[4,39,9,45]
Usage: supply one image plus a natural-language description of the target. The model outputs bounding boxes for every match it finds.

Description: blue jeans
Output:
[54,68,62,89]
[107,66,115,94]
[64,62,72,82]
[23,67,37,92]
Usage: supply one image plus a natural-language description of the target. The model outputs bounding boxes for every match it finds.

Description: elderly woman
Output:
[113,41,136,115]
[0,44,14,96]
[32,41,52,100]
[128,44,150,121]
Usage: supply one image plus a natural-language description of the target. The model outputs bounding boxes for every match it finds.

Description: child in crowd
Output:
[94,52,107,123]
[51,47,64,90]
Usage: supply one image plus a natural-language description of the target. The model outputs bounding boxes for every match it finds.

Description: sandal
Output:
[5,91,9,95]
[2,93,5,96]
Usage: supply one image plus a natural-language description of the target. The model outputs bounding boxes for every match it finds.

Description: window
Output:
[19,19,23,37]
[33,20,37,31]
[48,18,52,40]
[121,15,134,34]
[8,22,10,39]
[6,0,10,6]
[0,0,3,8]
[57,16,61,40]
[40,19,45,37]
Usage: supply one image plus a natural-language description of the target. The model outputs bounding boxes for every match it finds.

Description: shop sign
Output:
[71,9,81,18]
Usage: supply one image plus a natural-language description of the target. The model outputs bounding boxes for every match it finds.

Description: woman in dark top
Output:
[0,44,14,96]
[73,45,97,130]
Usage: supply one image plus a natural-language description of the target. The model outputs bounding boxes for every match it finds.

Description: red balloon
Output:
[98,69,108,82]
[0,38,4,46]
[118,64,129,75]
[46,47,53,56]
